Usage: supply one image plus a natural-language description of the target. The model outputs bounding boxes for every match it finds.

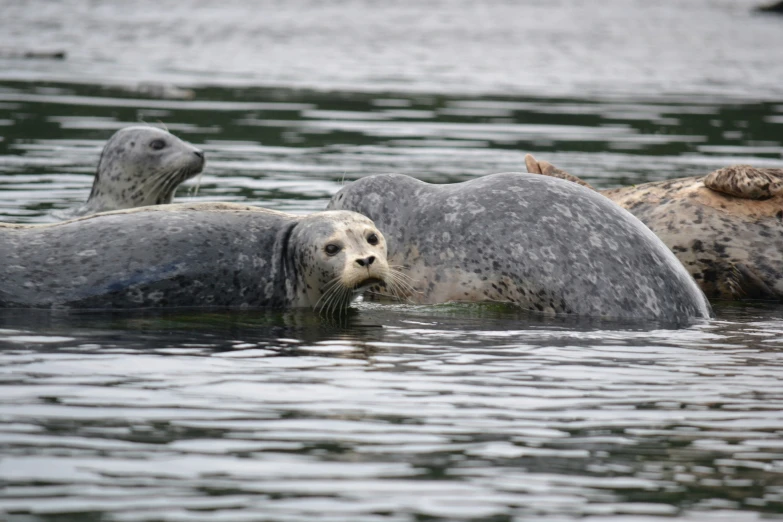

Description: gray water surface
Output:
[1,1,783,521]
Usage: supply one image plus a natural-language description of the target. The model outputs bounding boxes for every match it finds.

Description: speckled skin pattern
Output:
[57,126,205,219]
[603,179,783,300]
[0,202,391,311]
[327,173,712,321]
[526,156,783,301]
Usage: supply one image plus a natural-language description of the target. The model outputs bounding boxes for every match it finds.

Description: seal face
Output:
[526,155,783,301]
[56,126,206,219]
[328,173,712,322]
[285,210,400,315]
[0,203,394,314]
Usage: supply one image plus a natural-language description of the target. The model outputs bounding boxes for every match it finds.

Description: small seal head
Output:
[69,126,205,217]
[287,211,398,315]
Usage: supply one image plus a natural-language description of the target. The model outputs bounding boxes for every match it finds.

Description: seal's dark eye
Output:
[367,233,379,245]
[149,139,166,150]
[325,244,341,256]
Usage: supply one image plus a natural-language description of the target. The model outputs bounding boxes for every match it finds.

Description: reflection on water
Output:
[1,0,783,520]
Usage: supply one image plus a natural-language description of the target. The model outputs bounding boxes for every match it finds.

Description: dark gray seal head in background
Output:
[0,202,396,313]
[55,126,206,219]
[327,172,712,322]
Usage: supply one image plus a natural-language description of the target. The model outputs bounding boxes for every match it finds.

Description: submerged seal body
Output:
[327,173,711,321]
[0,203,394,313]
[56,126,205,219]
[526,156,783,300]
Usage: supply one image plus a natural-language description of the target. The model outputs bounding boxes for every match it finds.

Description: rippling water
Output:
[1,1,783,521]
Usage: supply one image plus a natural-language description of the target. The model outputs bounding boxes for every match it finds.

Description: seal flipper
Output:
[703,165,783,200]
[523,154,597,191]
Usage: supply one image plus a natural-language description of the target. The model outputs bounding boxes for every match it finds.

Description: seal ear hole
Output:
[149,139,167,151]
[324,244,341,256]
[367,233,379,246]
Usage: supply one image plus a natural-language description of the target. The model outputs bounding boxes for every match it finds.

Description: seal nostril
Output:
[356,256,374,267]
[356,258,365,267]
[367,256,375,265]
[193,150,204,159]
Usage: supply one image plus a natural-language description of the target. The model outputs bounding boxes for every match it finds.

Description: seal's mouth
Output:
[353,277,384,291]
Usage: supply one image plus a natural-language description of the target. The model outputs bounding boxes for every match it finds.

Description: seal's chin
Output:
[352,277,384,292]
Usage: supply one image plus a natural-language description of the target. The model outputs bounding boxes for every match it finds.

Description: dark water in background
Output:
[2,1,783,521]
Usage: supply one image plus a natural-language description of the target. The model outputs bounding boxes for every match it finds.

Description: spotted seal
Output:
[525,155,783,301]
[55,126,205,219]
[327,172,711,321]
[0,202,398,313]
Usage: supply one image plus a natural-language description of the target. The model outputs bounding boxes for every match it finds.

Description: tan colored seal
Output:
[525,155,783,300]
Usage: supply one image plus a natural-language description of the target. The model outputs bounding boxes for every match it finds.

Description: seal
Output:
[0,202,398,314]
[55,126,206,219]
[525,155,783,301]
[327,172,712,322]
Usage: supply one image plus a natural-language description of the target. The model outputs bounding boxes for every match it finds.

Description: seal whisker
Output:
[363,270,416,303]
[383,277,409,301]
[332,287,349,317]
[317,276,355,318]
[151,167,197,204]
[388,268,417,295]
[388,268,416,288]
[365,285,404,302]
[137,170,173,203]
[313,276,344,313]
[323,284,348,318]
[159,168,188,199]
[126,173,166,205]
[387,265,416,284]
[335,286,353,317]
[188,169,204,197]
[133,165,184,200]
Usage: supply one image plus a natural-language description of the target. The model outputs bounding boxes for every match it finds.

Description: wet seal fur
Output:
[55,126,205,219]
[0,202,396,313]
[526,155,783,301]
[327,172,712,321]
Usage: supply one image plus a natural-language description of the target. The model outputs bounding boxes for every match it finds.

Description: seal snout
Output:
[355,255,375,267]
[191,148,206,169]
[353,277,384,291]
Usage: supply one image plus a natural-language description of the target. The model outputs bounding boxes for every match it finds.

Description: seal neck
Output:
[276,221,302,307]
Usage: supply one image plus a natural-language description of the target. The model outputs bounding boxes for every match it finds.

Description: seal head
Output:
[61,126,205,218]
[285,211,395,314]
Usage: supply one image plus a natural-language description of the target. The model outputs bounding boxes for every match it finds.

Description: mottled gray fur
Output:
[526,156,783,301]
[0,203,390,311]
[328,173,712,322]
[57,126,205,219]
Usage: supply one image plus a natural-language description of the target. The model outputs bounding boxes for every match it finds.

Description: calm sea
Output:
[1,1,783,520]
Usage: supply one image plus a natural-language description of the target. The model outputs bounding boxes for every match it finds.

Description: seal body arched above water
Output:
[327,173,711,321]
[0,202,393,312]
[526,156,783,301]
[55,126,205,219]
